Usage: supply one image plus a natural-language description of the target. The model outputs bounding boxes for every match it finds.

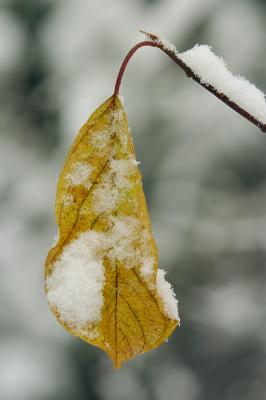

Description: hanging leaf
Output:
[45,95,179,368]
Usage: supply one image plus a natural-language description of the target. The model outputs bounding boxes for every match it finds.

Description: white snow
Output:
[109,159,136,188]
[66,161,93,187]
[144,31,266,125]
[61,193,74,207]
[85,330,99,340]
[89,129,111,151]
[92,158,137,214]
[46,231,106,330]
[156,269,179,320]
[107,216,143,266]
[93,180,119,214]
[179,44,266,124]
[140,256,155,281]
[111,109,124,122]
[46,217,146,328]
[47,214,179,327]
[158,37,178,54]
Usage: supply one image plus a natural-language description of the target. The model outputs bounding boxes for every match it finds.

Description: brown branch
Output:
[114,35,266,133]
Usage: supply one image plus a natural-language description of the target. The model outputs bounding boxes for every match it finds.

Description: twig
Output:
[114,32,266,133]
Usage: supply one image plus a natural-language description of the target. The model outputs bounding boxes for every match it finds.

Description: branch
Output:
[114,31,266,133]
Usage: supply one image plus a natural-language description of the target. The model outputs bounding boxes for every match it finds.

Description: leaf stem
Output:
[114,41,157,97]
[114,37,266,133]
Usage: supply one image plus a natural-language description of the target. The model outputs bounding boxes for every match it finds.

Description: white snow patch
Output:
[93,158,137,214]
[93,182,119,214]
[62,193,74,207]
[179,44,266,124]
[105,218,156,274]
[107,217,156,274]
[140,256,155,281]
[47,214,179,328]
[82,329,99,340]
[46,216,153,328]
[159,37,178,54]
[156,269,179,321]
[107,216,141,266]
[46,231,106,330]
[66,162,93,187]
[109,107,129,149]
[145,31,266,125]
[141,30,178,55]
[133,159,141,166]
[109,159,136,188]
[89,129,111,151]
[111,109,124,121]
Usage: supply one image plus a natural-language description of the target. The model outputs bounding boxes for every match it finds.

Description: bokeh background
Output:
[1,0,266,399]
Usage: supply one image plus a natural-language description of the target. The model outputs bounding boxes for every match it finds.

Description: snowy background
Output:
[1,0,266,399]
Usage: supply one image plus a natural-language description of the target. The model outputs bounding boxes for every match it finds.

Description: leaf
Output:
[45,95,179,368]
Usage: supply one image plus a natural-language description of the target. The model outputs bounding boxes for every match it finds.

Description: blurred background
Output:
[1,0,266,399]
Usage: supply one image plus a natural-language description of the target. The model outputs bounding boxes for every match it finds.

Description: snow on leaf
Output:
[45,95,179,368]
[156,269,179,321]
[65,161,93,188]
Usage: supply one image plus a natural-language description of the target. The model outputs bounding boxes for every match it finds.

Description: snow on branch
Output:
[140,30,266,132]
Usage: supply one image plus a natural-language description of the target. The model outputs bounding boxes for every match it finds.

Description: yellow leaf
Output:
[45,95,179,368]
